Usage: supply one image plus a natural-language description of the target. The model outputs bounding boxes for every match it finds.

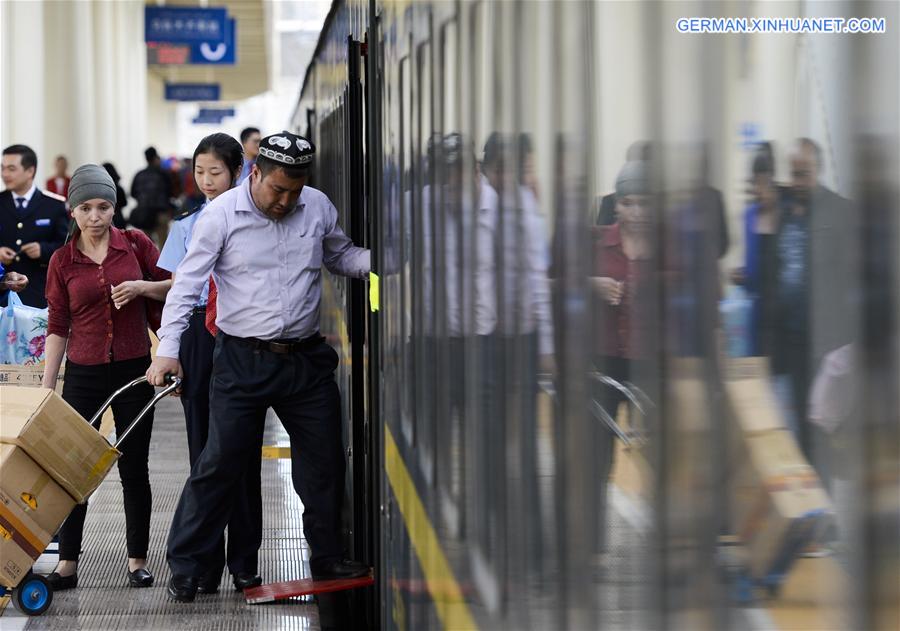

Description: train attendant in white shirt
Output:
[156,133,263,595]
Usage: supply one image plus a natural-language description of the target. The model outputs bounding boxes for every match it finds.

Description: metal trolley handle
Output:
[87,375,181,449]
[588,372,653,448]
[536,372,653,447]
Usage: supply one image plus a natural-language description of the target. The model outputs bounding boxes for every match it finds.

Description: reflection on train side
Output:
[305,0,899,629]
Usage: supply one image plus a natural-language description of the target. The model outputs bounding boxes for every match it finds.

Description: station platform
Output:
[1,396,320,631]
[0,381,857,631]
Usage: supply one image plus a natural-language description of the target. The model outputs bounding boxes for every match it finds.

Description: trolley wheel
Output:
[11,574,52,616]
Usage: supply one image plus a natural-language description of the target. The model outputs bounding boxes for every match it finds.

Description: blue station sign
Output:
[189,18,236,65]
[165,83,221,102]
[145,7,228,44]
[193,107,236,124]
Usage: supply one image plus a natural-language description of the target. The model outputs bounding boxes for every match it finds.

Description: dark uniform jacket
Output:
[0,189,69,307]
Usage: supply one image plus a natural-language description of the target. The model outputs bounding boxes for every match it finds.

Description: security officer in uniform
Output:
[1,144,69,307]
[147,131,371,602]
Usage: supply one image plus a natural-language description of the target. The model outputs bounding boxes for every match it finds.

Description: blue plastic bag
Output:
[0,292,49,364]
[720,286,754,357]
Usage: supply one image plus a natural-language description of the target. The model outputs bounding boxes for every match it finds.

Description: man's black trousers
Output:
[178,311,262,576]
[167,332,345,577]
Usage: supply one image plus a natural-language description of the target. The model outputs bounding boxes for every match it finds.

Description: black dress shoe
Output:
[310,558,369,581]
[46,572,78,591]
[232,572,262,591]
[197,570,221,594]
[167,574,198,603]
[127,567,154,588]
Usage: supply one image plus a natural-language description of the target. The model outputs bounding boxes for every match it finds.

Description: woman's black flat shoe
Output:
[46,572,78,590]
[128,567,154,588]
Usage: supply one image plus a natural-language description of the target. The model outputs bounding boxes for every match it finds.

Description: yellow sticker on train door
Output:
[369,272,380,312]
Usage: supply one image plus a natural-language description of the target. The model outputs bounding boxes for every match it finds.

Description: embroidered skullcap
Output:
[257,131,316,167]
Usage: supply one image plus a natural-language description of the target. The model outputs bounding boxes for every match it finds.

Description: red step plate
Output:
[244,573,375,604]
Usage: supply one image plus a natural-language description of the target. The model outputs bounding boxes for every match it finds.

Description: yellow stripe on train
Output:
[384,424,478,631]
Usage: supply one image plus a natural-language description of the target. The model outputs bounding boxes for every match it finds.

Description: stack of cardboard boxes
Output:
[0,387,118,589]
[725,358,833,582]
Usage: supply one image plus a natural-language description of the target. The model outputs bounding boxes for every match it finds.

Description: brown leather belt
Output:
[225,332,324,354]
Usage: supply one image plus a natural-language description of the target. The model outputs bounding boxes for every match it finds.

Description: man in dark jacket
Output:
[130,146,172,235]
[772,138,856,485]
[0,144,68,307]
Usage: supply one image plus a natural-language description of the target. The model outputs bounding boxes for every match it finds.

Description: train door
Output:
[345,29,382,629]
[363,12,385,630]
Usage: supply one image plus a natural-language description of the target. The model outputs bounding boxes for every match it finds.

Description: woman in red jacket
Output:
[41,164,171,590]
[591,160,656,556]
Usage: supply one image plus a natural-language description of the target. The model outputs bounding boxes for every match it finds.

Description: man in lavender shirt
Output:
[146,131,371,602]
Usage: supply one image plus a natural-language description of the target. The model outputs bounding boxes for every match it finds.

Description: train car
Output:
[292,1,898,629]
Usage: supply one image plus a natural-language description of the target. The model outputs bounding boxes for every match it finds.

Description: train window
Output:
[415,40,436,484]
[441,21,458,133]
[462,0,510,615]
[434,18,466,538]
[382,37,404,453]
[399,54,415,446]
[471,0,490,155]
[418,42,433,161]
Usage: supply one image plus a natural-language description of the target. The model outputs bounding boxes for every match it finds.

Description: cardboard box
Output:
[730,429,832,579]
[0,364,120,439]
[665,368,719,536]
[722,360,833,580]
[0,387,119,503]
[723,357,786,435]
[0,363,64,394]
[0,444,76,588]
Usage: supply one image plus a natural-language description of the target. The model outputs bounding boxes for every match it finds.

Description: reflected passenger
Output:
[518,133,540,201]
[480,133,554,370]
[421,134,478,393]
[771,138,855,484]
[479,132,554,561]
[595,141,652,226]
[421,134,479,529]
[733,144,782,356]
[590,160,655,554]
[669,143,729,356]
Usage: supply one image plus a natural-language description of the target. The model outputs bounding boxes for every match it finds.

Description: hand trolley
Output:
[2,375,180,616]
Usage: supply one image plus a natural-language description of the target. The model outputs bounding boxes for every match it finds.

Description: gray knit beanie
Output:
[68,164,117,208]
[615,160,650,198]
